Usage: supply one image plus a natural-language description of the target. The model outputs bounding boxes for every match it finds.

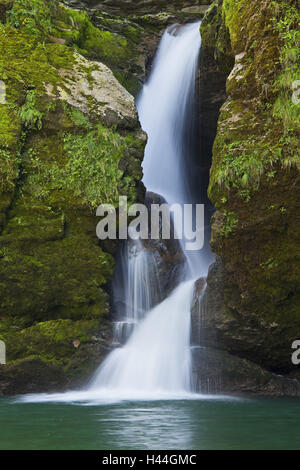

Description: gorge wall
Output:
[194,0,300,382]
[0,0,148,393]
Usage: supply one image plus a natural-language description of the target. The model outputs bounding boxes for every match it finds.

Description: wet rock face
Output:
[197,2,234,202]
[191,277,206,345]
[197,257,300,375]
[191,347,300,397]
[143,192,187,299]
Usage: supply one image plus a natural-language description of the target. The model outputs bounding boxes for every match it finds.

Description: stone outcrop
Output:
[53,53,139,129]
[62,0,213,15]
[143,192,187,299]
[191,347,300,397]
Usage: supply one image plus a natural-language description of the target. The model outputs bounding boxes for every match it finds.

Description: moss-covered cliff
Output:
[200,0,300,374]
[0,0,146,393]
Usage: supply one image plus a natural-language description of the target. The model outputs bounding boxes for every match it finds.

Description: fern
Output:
[20,90,43,130]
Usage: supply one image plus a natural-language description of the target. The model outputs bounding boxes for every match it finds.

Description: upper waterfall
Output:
[137,22,213,277]
[137,22,201,204]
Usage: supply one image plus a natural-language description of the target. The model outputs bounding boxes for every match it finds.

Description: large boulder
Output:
[53,53,139,129]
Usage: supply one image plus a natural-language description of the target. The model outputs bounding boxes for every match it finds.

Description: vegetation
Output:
[0,0,145,387]
[271,1,300,133]
[209,0,300,207]
[202,0,300,373]
[20,90,43,130]
[6,0,53,37]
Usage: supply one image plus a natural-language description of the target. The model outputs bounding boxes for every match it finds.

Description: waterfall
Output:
[87,21,208,399]
[138,21,213,276]
[20,21,211,404]
[138,22,201,205]
[112,240,162,345]
[90,280,195,397]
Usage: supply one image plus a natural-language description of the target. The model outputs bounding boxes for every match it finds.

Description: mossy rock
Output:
[201,0,300,373]
[3,319,106,363]
[0,0,145,393]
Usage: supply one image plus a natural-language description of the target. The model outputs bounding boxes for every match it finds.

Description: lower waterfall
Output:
[90,281,194,398]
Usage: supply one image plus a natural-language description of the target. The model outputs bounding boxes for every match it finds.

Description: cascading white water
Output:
[86,21,206,398]
[90,280,195,396]
[20,21,209,404]
[138,22,201,205]
[138,22,211,277]
[112,240,162,345]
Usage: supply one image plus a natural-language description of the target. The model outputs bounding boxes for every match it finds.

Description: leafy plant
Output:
[20,90,43,130]
[221,211,238,238]
[271,1,300,132]
[6,0,53,37]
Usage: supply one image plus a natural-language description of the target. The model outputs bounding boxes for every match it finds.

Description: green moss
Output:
[2,318,101,364]
[20,89,43,130]
[220,210,238,238]
[209,0,299,205]
[0,105,21,148]
[200,0,233,72]
[0,146,20,193]
[48,5,144,95]
[0,228,113,321]
[206,0,300,373]
[0,0,145,389]
[77,20,128,62]
[21,120,139,209]
[0,29,75,100]
[61,125,129,207]
[0,0,13,23]
[222,0,248,52]
[6,0,54,38]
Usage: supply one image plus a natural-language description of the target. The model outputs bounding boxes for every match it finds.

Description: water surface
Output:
[1,397,300,450]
